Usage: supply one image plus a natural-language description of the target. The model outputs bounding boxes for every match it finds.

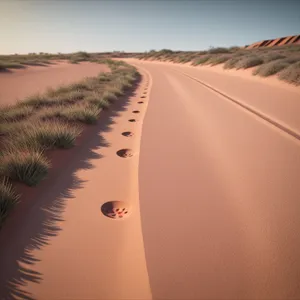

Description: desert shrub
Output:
[235,56,264,69]
[223,57,242,69]
[102,91,118,102]
[0,62,25,71]
[263,53,286,63]
[208,47,230,54]
[228,46,240,52]
[192,55,213,65]
[280,57,300,64]
[107,85,124,96]
[253,60,290,77]
[278,61,300,85]
[207,55,231,66]
[98,73,112,82]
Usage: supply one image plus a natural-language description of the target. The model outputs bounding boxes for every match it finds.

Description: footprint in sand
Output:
[116,148,134,158]
[101,201,129,219]
[122,131,134,137]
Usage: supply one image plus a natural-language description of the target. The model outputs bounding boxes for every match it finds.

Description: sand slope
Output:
[0,61,109,106]
[1,59,300,299]
[0,69,152,299]
[132,60,300,299]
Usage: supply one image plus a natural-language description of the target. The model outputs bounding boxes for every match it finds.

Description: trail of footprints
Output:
[101,78,149,220]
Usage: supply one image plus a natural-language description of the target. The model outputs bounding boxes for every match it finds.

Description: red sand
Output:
[0,61,109,106]
[0,60,300,299]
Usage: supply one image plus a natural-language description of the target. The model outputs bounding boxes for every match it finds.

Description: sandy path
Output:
[0,70,152,299]
[0,61,109,106]
[130,61,300,299]
[1,59,300,299]
[128,59,300,137]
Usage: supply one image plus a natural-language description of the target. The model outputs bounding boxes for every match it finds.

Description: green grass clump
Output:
[23,89,87,108]
[55,90,87,102]
[278,61,300,85]
[21,94,54,108]
[60,106,100,124]
[235,56,264,69]
[0,179,20,227]
[12,122,82,150]
[0,105,34,122]
[102,91,118,103]
[0,61,25,71]
[107,85,124,96]
[113,77,132,92]
[253,60,290,77]
[85,94,110,109]
[46,85,71,97]
[0,150,50,186]
[0,121,26,136]
[98,73,112,82]
[69,58,80,64]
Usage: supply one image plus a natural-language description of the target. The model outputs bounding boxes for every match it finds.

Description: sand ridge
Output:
[0,67,153,299]
[0,61,110,106]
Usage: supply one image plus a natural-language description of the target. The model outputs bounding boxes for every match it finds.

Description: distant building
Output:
[246,34,300,49]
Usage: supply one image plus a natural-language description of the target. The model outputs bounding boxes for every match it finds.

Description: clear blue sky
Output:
[1,0,299,54]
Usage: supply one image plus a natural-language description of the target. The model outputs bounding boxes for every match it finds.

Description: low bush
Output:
[223,57,242,69]
[192,55,213,65]
[253,60,290,77]
[207,55,231,66]
[235,56,264,69]
[278,61,300,85]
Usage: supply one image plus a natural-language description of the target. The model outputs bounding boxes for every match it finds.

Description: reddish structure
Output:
[246,34,300,49]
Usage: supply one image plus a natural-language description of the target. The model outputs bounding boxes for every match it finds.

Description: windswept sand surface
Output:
[0,69,152,300]
[0,59,300,299]
[0,61,109,106]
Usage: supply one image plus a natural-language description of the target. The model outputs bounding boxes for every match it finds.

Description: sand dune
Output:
[0,61,109,106]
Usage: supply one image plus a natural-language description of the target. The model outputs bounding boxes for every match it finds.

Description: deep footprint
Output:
[138,101,144,104]
[116,149,134,158]
[122,131,134,137]
[132,110,140,114]
[101,201,130,219]
[129,119,137,122]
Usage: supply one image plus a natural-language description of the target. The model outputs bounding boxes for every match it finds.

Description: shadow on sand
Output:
[0,75,141,300]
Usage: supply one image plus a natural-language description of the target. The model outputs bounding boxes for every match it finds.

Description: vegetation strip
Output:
[0,59,139,228]
[138,45,300,85]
